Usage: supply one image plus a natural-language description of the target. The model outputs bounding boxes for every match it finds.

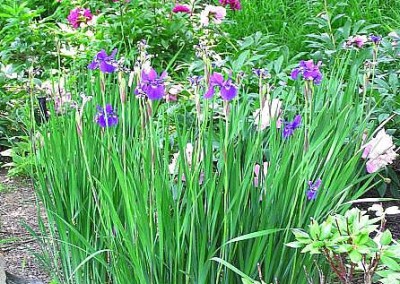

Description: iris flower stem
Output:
[147,100,156,283]
[99,72,112,178]
[121,102,126,174]
[303,81,312,152]
[366,46,379,114]
[217,101,230,283]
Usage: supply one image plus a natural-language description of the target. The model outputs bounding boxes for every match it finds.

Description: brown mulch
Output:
[0,169,50,283]
[354,191,400,239]
[354,160,400,240]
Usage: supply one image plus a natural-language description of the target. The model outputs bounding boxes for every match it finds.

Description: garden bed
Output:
[0,170,49,283]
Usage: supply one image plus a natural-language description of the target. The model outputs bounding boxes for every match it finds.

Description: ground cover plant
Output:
[0,0,399,283]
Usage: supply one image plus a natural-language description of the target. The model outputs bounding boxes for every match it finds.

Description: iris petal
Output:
[99,61,116,73]
[204,86,216,99]
[220,84,237,101]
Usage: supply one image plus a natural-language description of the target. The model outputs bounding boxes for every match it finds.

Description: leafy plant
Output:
[287,205,400,284]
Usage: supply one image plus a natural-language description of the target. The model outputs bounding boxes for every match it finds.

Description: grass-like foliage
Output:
[33,53,376,283]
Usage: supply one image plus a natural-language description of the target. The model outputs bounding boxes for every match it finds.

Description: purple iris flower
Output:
[291,60,323,85]
[88,49,118,73]
[306,179,322,200]
[252,68,270,79]
[96,104,118,128]
[282,114,301,138]
[205,72,238,101]
[188,75,203,87]
[370,34,382,45]
[137,67,167,100]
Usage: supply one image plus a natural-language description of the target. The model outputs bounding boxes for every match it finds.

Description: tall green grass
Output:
[226,0,400,52]
[33,54,376,283]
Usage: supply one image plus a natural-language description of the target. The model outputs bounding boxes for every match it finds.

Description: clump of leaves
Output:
[287,205,400,284]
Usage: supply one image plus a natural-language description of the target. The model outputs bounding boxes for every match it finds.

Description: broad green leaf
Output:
[380,230,393,246]
[349,250,362,263]
[286,241,304,248]
[381,256,400,271]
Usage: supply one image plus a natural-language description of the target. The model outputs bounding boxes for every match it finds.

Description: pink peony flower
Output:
[200,5,226,26]
[362,129,398,173]
[67,8,93,29]
[345,35,368,49]
[172,4,191,14]
[219,0,241,10]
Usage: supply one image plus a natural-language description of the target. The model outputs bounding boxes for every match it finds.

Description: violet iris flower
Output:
[138,67,167,100]
[188,75,203,87]
[291,60,323,85]
[282,115,301,138]
[205,72,237,101]
[88,49,118,73]
[306,179,322,200]
[252,68,270,79]
[96,104,118,128]
[370,34,382,45]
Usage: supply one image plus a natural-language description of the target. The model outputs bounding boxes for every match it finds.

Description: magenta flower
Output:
[306,179,322,200]
[204,72,237,101]
[172,4,191,14]
[67,8,93,29]
[291,60,323,85]
[219,0,241,10]
[137,67,167,100]
[88,49,118,73]
[282,115,301,138]
[96,104,118,128]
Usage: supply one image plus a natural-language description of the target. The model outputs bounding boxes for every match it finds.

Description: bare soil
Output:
[0,170,50,283]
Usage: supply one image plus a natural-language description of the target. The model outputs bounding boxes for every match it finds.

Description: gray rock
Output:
[0,255,43,284]
[5,272,43,284]
[0,255,6,284]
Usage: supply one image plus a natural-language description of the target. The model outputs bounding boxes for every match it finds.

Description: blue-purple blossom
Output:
[306,178,322,200]
[137,67,167,100]
[291,60,323,85]
[370,34,382,45]
[88,49,118,73]
[282,115,301,138]
[188,75,203,87]
[96,104,118,127]
[252,68,270,79]
[205,72,237,101]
